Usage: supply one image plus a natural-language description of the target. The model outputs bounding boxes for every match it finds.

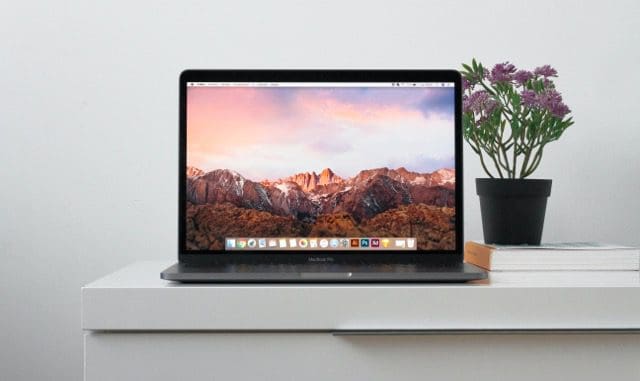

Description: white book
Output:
[464,241,640,271]
[489,271,640,286]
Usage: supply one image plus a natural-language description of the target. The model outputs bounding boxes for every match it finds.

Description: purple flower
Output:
[520,88,571,118]
[538,89,570,117]
[464,90,498,115]
[489,62,517,83]
[520,90,538,107]
[548,102,571,118]
[514,70,533,85]
[537,89,563,109]
[462,95,471,111]
[462,77,471,91]
[534,65,558,77]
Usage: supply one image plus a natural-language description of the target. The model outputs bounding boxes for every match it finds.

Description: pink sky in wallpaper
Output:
[187,86,455,180]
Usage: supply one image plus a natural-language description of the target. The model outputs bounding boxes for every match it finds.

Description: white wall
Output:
[1,0,639,379]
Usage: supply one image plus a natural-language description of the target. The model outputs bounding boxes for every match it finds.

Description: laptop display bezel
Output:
[179,70,463,264]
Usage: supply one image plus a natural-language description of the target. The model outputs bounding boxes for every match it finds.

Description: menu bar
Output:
[187,82,454,88]
[225,237,417,251]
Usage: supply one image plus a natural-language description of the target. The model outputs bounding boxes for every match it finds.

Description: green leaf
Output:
[511,118,520,134]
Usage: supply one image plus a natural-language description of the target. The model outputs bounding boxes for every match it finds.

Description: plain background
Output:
[1,0,639,379]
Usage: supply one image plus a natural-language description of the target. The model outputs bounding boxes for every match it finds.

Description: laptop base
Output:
[161,262,487,283]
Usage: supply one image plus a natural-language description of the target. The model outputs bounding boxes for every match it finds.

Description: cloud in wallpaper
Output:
[186,86,454,180]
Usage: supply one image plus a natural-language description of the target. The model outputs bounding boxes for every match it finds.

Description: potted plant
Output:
[460,59,574,245]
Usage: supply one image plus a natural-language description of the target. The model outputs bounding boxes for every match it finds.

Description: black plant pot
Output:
[476,179,552,245]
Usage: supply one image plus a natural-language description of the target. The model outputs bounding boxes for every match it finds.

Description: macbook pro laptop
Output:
[161,70,486,282]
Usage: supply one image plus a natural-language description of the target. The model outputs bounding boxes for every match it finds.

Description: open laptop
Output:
[161,70,486,282]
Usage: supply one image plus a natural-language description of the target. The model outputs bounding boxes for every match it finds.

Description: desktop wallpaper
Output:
[185,85,456,251]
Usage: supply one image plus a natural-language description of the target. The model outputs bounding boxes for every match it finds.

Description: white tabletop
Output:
[82,261,640,331]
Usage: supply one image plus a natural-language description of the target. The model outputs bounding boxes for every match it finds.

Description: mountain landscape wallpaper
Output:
[186,85,456,251]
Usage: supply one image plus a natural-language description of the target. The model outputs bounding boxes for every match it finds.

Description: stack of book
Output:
[464,241,640,271]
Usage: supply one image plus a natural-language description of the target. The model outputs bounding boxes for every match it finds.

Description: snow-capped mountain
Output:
[264,168,345,192]
[186,166,455,221]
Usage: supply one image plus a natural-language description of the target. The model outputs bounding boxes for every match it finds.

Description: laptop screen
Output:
[184,80,457,253]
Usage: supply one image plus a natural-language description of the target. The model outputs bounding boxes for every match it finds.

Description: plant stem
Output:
[519,145,533,178]
[471,132,495,178]
[488,151,504,178]
[523,145,544,177]
[500,144,512,177]
[512,131,518,179]
[495,119,513,176]
[494,144,510,172]
[477,149,495,179]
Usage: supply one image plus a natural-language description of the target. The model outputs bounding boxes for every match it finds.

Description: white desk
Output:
[82,261,640,381]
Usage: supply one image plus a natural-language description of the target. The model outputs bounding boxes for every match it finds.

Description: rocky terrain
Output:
[361,204,456,250]
[185,202,308,250]
[185,166,456,250]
